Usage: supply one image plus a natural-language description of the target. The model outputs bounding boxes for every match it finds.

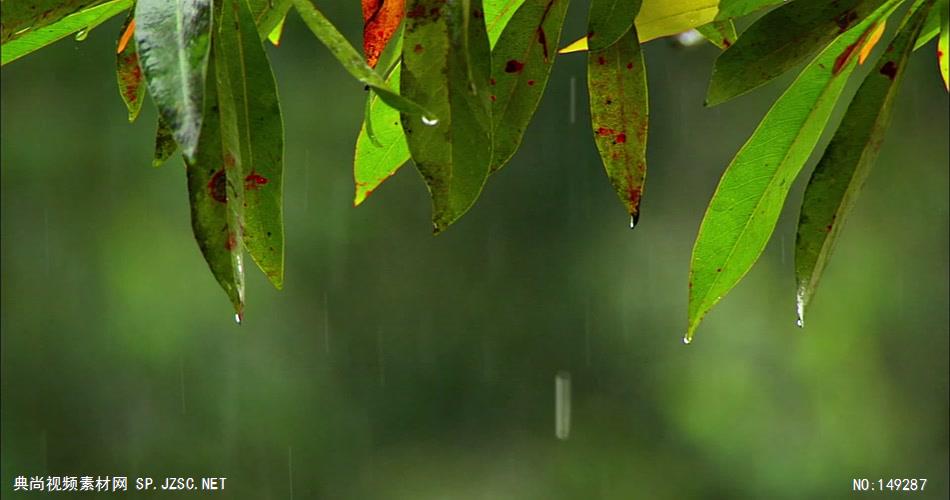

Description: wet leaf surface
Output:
[135,0,212,161]
[795,1,932,326]
[588,25,648,223]
[115,11,143,122]
[686,0,901,341]
[490,0,570,172]
[400,0,493,232]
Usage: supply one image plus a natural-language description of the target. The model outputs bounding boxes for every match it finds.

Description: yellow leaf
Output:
[858,20,886,64]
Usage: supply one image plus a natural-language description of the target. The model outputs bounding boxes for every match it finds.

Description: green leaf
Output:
[686,0,901,342]
[2,0,102,43]
[490,0,570,172]
[588,0,641,51]
[485,0,528,44]
[401,0,493,233]
[266,13,288,46]
[696,19,736,49]
[248,0,292,40]
[115,10,144,122]
[706,0,885,106]
[215,0,285,288]
[1,0,132,66]
[940,0,949,89]
[153,117,177,167]
[588,25,648,224]
[714,0,789,20]
[913,0,944,48]
[355,69,410,205]
[795,1,932,327]
[292,0,431,119]
[185,55,246,317]
[135,0,213,161]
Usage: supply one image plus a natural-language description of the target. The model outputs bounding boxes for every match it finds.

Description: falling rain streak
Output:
[555,371,571,440]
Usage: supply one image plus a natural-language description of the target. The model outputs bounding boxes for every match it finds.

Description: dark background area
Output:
[2,2,948,498]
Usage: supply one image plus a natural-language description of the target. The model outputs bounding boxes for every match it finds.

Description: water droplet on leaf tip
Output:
[421,116,438,126]
[681,335,692,345]
[234,312,243,325]
[75,29,88,41]
[795,318,803,328]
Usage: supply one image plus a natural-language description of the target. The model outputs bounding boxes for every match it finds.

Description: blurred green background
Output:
[2,3,948,498]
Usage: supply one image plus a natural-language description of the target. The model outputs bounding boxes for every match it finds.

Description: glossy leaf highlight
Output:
[401,0,493,232]
[795,1,931,326]
[686,0,900,341]
[135,0,212,161]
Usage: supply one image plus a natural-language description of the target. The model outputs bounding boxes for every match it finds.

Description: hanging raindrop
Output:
[555,371,571,440]
[421,116,439,126]
[75,28,89,41]
[682,335,692,345]
[234,312,243,325]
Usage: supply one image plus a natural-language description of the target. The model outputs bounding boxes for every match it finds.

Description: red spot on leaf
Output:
[597,127,615,137]
[489,77,496,85]
[615,133,626,143]
[245,171,269,190]
[836,10,858,33]
[208,170,227,203]
[413,43,423,53]
[833,41,859,75]
[490,95,496,101]
[527,80,535,86]
[505,59,524,73]
[722,38,731,48]
[598,56,606,65]
[225,231,238,251]
[879,60,897,80]
[626,62,633,70]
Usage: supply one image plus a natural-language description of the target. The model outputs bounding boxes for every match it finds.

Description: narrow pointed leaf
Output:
[116,12,144,122]
[135,0,212,161]
[588,25,648,222]
[249,0,292,39]
[587,0,640,51]
[267,11,288,46]
[914,0,944,49]
[355,70,410,205]
[362,0,404,68]
[696,19,736,49]
[185,56,245,316]
[714,0,789,19]
[153,117,177,167]
[215,0,285,288]
[796,1,931,326]
[686,0,900,341]
[353,0,520,205]
[706,0,884,106]
[490,0,570,172]
[401,0,493,232]
[2,0,132,66]
[292,0,431,118]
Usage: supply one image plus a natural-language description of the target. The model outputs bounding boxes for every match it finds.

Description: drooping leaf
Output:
[215,0,285,289]
[686,0,901,342]
[913,0,943,48]
[185,56,246,317]
[115,11,144,122]
[355,70,410,205]
[401,0,493,232]
[292,0,431,119]
[1,0,132,66]
[135,0,212,161]
[795,1,932,327]
[706,0,885,106]
[940,0,949,89]
[248,0,292,39]
[696,19,736,49]
[490,0,570,172]
[588,25,648,224]
[587,0,640,51]
[153,117,177,167]
[362,0,404,68]
[267,11,288,46]
[1,0,103,43]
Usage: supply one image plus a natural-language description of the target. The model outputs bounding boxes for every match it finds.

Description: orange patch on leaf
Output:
[117,18,135,54]
[362,0,405,68]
